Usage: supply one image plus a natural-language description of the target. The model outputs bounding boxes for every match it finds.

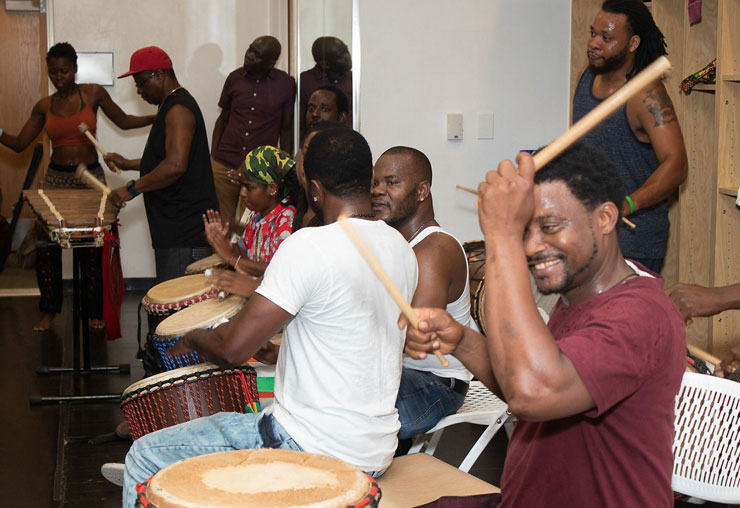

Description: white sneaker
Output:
[101,462,125,487]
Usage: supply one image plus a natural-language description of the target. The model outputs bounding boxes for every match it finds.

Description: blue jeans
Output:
[396,367,466,440]
[123,411,301,507]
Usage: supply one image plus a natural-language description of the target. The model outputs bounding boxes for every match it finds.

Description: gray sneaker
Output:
[101,463,125,487]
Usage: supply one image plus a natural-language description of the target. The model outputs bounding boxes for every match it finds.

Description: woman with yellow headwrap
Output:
[202,146,300,286]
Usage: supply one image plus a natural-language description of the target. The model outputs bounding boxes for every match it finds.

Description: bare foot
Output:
[33,313,55,332]
[90,318,105,330]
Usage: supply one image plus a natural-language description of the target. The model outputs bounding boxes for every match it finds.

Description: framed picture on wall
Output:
[76,52,115,86]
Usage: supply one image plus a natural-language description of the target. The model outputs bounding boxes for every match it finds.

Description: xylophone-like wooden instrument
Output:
[23,189,119,248]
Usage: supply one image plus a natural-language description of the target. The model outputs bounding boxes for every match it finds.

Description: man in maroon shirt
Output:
[405,143,685,507]
[300,37,352,137]
[211,36,296,234]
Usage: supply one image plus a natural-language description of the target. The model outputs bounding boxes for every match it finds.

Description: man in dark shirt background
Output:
[211,36,296,235]
[300,36,352,138]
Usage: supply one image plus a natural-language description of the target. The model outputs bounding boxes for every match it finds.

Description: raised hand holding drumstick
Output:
[77,122,122,174]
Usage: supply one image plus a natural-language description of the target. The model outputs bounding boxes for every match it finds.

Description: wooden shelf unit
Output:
[571,0,740,356]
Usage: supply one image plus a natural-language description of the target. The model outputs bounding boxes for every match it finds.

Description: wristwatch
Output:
[126,179,140,198]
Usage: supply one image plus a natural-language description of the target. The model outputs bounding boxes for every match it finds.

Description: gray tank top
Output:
[573,68,668,260]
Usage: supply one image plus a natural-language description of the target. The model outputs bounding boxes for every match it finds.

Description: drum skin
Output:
[135,449,381,508]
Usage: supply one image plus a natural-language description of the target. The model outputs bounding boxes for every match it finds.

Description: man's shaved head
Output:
[379,146,432,185]
[254,36,281,62]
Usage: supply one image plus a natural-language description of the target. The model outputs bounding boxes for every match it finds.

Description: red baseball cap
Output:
[118,46,173,78]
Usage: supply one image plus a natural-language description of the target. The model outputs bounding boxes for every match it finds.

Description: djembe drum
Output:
[135,449,382,508]
[140,274,221,373]
[121,362,259,440]
[463,241,486,304]
[184,253,227,275]
[153,295,245,370]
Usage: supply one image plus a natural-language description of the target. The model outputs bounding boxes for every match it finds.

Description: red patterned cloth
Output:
[241,202,296,263]
[102,228,124,340]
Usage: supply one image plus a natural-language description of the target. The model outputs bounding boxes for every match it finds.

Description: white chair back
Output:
[672,372,740,503]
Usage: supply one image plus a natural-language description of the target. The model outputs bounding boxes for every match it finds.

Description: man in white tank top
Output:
[371,146,473,445]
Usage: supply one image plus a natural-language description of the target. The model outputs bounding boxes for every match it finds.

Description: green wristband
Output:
[625,195,635,214]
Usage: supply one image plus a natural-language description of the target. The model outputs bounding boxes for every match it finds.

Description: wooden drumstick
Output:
[532,56,671,170]
[77,122,122,174]
[74,164,112,196]
[338,217,449,368]
[687,343,722,367]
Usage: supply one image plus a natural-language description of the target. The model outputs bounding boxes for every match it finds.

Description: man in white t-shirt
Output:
[371,146,472,445]
[121,128,418,507]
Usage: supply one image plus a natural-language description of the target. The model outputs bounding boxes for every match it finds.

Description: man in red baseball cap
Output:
[104,47,218,285]
[117,46,173,78]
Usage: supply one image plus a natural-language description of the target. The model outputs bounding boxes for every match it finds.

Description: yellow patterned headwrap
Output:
[240,145,296,197]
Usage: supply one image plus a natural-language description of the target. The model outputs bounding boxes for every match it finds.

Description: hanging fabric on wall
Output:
[688,0,702,26]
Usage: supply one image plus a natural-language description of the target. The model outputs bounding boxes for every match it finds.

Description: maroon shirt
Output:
[299,66,353,129]
[213,67,296,168]
[500,269,685,507]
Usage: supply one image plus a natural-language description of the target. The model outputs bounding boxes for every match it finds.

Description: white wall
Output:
[358,0,572,242]
[51,0,572,276]
[51,0,285,278]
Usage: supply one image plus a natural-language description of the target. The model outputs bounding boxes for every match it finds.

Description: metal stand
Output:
[30,246,129,405]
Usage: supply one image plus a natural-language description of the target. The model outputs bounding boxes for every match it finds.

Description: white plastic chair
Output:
[408,380,510,472]
[672,372,740,503]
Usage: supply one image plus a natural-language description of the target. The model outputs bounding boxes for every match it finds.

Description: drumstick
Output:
[338,217,449,368]
[74,164,112,196]
[532,56,671,169]
[687,344,722,367]
[77,122,122,174]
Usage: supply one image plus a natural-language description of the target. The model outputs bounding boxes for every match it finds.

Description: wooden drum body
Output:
[121,363,258,440]
[154,296,245,370]
[135,449,381,508]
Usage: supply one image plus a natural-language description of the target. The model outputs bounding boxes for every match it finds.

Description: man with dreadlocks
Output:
[573,0,688,273]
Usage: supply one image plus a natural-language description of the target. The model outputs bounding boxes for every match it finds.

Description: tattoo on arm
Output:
[642,87,677,127]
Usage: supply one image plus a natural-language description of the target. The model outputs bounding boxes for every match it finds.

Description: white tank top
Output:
[403,226,473,382]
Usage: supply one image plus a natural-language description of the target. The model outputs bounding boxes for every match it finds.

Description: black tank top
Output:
[573,69,668,260]
[140,88,218,249]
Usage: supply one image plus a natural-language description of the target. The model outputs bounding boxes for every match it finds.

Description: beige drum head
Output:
[146,449,373,508]
[122,362,224,398]
[144,274,214,305]
[184,253,227,275]
[155,295,245,338]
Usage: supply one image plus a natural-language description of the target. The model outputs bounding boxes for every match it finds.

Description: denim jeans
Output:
[123,411,301,507]
[396,367,466,440]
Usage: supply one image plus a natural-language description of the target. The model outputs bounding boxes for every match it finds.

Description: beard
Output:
[530,239,599,295]
[588,44,630,75]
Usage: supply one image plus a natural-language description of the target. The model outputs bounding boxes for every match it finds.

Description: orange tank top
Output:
[44,89,97,149]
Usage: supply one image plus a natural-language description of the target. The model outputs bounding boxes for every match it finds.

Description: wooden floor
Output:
[0,288,508,508]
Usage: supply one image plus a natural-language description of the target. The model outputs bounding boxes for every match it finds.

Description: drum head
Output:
[122,362,226,398]
[144,274,214,305]
[145,449,375,508]
[185,253,227,275]
[155,295,245,338]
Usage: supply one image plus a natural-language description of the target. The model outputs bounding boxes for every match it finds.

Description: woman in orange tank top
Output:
[0,42,155,332]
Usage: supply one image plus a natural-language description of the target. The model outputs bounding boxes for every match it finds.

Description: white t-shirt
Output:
[256,219,418,471]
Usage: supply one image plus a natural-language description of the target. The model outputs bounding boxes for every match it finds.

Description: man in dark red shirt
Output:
[211,36,296,234]
[405,143,685,507]
[300,37,352,137]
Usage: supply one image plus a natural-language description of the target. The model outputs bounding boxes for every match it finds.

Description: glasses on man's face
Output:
[134,71,157,88]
